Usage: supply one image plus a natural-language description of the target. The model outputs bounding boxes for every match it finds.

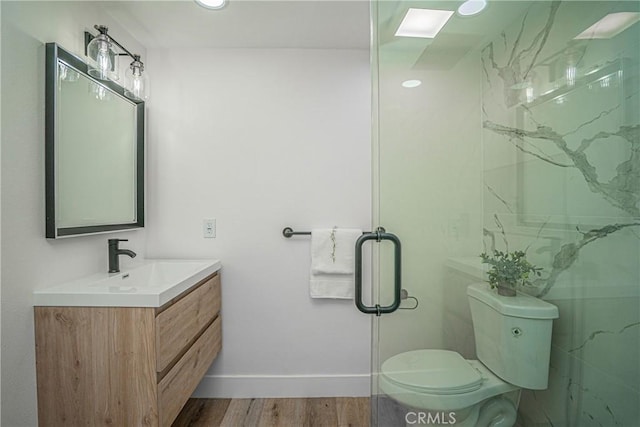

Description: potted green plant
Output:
[479,250,542,296]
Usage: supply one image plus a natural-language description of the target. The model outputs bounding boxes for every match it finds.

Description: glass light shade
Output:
[86,34,119,81]
[125,61,149,100]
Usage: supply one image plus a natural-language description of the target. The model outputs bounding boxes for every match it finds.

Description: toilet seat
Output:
[379,351,519,411]
[381,350,483,394]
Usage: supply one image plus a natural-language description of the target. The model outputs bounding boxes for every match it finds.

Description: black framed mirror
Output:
[45,43,144,238]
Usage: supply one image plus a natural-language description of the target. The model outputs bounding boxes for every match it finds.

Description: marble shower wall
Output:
[481,1,639,426]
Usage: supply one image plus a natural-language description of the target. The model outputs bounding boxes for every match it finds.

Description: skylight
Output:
[395,8,454,39]
[574,12,640,39]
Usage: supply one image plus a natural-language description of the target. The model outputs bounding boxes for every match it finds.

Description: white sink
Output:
[33,259,221,307]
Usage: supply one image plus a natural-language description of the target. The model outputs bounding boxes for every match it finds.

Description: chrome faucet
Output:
[108,239,137,273]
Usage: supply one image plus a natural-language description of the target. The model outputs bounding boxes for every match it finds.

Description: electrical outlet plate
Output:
[203,218,216,238]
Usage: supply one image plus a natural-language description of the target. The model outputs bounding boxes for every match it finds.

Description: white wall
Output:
[0,3,147,425]
[145,47,372,397]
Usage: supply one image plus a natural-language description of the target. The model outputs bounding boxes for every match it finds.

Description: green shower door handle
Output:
[354,227,401,316]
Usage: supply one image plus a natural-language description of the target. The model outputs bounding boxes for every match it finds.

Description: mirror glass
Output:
[46,43,144,238]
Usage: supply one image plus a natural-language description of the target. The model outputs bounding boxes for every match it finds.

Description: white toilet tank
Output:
[467,283,559,390]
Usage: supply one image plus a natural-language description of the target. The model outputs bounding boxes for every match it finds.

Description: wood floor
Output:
[172,397,370,427]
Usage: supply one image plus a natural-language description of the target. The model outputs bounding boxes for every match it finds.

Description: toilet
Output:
[380,283,559,426]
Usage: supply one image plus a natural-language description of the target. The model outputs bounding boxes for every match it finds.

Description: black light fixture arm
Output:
[86,25,144,66]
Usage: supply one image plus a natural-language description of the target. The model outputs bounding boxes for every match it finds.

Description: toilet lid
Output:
[381,350,483,395]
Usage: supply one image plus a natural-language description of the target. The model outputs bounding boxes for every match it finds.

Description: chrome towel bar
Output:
[282,226,385,238]
[283,226,415,315]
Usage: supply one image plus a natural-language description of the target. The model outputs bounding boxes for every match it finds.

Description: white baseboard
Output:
[193,374,371,398]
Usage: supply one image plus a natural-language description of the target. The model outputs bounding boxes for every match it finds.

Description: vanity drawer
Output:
[158,316,221,427]
[155,274,220,373]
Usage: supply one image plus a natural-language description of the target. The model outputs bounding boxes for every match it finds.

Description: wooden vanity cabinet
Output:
[34,273,221,427]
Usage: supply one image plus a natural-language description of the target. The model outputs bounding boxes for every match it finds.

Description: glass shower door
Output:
[370,1,639,426]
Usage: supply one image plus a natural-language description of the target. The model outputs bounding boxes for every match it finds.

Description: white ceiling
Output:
[99,0,371,49]
[97,0,537,71]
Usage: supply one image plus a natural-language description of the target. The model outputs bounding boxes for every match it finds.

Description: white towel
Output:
[311,228,361,274]
[309,228,362,299]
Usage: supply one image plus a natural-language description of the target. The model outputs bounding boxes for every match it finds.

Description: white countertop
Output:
[33,259,221,307]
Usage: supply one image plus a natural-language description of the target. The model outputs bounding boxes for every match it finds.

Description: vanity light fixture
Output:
[395,8,454,38]
[457,0,487,17]
[85,25,149,100]
[195,0,227,10]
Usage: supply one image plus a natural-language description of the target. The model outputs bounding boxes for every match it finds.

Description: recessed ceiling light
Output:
[574,12,640,39]
[395,8,454,39]
[457,0,487,17]
[402,80,422,88]
[195,0,227,10]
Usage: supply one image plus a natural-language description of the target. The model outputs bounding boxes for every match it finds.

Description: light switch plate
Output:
[203,219,216,238]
